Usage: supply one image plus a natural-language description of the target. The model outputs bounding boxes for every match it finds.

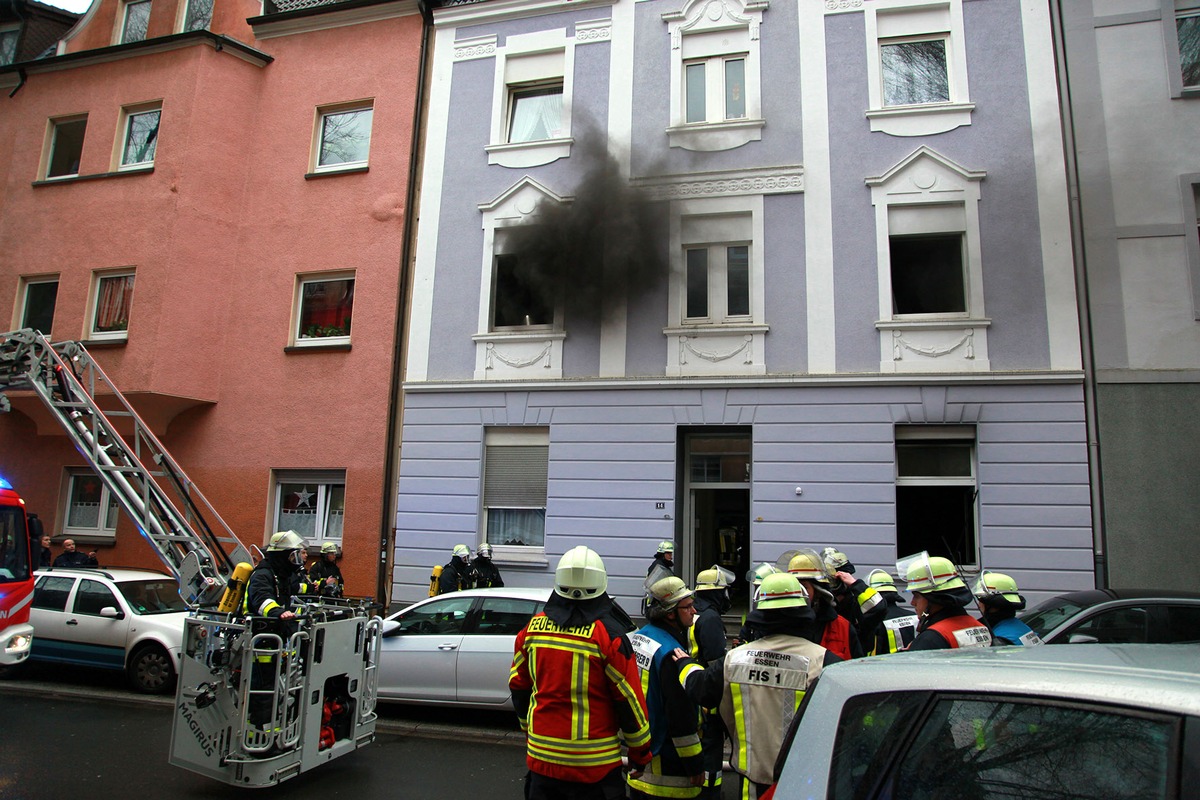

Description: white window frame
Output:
[474,178,568,380]
[62,468,119,542]
[16,275,59,336]
[119,0,151,44]
[311,101,373,174]
[867,146,989,372]
[271,470,345,546]
[115,102,161,170]
[87,269,135,342]
[1165,1,1200,98]
[665,195,767,377]
[485,29,574,169]
[292,271,354,347]
[1184,175,1200,319]
[664,0,766,152]
[864,0,973,136]
[481,428,548,563]
[1,24,19,67]
[894,425,978,569]
[42,115,87,181]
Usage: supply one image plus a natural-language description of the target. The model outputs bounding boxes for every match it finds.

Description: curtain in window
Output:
[509,91,563,143]
[95,275,134,333]
[486,509,545,546]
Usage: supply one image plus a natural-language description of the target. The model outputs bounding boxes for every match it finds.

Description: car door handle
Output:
[66,619,78,626]
[437,643,459,651]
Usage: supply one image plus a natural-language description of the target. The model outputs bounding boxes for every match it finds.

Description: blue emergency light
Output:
[0,474,12,490]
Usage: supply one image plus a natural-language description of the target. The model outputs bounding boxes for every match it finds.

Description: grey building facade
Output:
[393,0,1091,611]
[1053,0,1200,590]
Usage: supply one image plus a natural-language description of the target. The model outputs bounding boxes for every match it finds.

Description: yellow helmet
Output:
[756,573,809,611]
[452,544,471,559]
[785,549,829,584]
[867,569,898,594]
[320,542,338,555]
[973,571,1026,609]
[898,551,967,594]
[647,576,693,611]
[656,541,675,554]
[695,565,734,591]
[821,547,851,574]
[746,562,779,586]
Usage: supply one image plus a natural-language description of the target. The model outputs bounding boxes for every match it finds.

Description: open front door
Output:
[681,430,751,619]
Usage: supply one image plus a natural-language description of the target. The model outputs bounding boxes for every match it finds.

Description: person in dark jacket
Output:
[52,538,98,567]
[38,535,53,568]
[246,531,312,619]
[822,547,887,646]
[901,552,992,651]
[784,550,864,660]
[471,542,504,588]
[863,569,919,655]
[646,541,675,577]
[308,542,344,597]
[438,544,476,594]
[973,571,1042,646]
[689,566,732,799]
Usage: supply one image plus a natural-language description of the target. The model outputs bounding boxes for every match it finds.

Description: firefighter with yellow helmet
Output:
[677,573,841,799]
[863,569,919,654]
[509,546,650,799]
[899,552,992,650]
[308,541,344,597]
[780,548,864,660]
[821,546,886,645]
[690,566,733,799]
[628,576,705,800]
[246,530,313,619]
[973,571,1043,646]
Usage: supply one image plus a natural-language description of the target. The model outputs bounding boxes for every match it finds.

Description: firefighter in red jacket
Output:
[784,549,864,660]
[510,546,651,800]
[899,551,992,650]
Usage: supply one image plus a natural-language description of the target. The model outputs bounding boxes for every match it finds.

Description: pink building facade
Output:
[0,0,423,598]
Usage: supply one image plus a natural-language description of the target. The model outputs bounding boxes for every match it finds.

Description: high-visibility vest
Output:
[928,615,992,648]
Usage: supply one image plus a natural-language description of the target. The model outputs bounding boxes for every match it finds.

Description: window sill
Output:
[284,342,352,353]
[485,137,573,169]
[875,317,991,330]
[33,166,154,186]
[866,103,975,137]
[473,331,565,380]
[1176,86,1200,99]
[666,118,765,152]
[58,533,116,546]
[80,337,128,348]
[490,545,548,568]
[304,165,369,180]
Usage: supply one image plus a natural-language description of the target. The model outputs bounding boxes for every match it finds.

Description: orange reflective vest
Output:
[820,614,853,660]
[510,613,652,783]
[928,615,993,648]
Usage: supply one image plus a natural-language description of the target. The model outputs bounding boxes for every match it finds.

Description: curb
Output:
[1,680,525,746]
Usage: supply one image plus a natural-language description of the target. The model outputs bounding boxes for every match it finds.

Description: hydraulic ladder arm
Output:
[0,328,253,607]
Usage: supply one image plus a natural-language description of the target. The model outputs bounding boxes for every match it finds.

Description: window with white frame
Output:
[182,0,212,31]
[895,426,977,568]
[44,116,87,180]
[294,273,353,345]
[89,271,135,341]
[121,0,151,43]
[482,428,548,549]
[273,471,345,544]
[117,104,160,169]
[1,25,18,66]
[889,228,966,317]
[685,244,751,323]
[664,0,765,152]
[313,103,373,173]
[486,30,573,168]
[864,0,973,136]
[491,241,554,332]
[1176,3,1200,92]
[63,469,120,539]
[18,277,58,335]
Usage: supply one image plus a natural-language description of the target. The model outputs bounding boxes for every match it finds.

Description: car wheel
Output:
[127,644,175,694]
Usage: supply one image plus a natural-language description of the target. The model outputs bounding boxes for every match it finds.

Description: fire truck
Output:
[0,328,381,787]
[0,473,34,667]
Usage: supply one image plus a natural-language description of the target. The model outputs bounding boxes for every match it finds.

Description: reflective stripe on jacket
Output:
[928,615,993,648]
[509,613,651,783]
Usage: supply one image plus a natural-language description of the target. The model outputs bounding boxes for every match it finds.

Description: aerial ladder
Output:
[0,329,381,787]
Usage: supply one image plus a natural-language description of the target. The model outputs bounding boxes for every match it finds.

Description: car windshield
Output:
[1022,597,1087,637]
[117,579,188,614]
[0,506,31,583]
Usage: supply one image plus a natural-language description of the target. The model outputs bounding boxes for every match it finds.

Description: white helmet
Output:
[477,542,493,559]
[452,544,471,560]
[320,542,338,555]
[695,565,734,591]
[268,530,307,552]
[555,546,608,600]
[647,577,693,612]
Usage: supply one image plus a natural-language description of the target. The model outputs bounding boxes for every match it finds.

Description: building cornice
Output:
[249,0,420,39]
[434,0,614,27]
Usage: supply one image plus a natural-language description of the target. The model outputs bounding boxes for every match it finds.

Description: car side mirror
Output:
[1067,633,1098,644]
[382,620,401,637]
[100,606,125,620]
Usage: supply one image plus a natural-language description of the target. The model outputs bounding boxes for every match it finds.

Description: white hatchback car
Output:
[30,567,188,693]
[377,587,551,709]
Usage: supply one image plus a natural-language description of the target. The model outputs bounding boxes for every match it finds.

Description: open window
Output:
[895,426,977,569]
[864,0,973,136]
[664,0,766,152]
[16,276,58,336]
[88,270,135,342]
[487,31,573,168]
[42,115,87,180]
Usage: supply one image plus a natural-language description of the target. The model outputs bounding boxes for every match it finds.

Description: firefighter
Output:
[900,552,992,650]
[690,566,732,799]
[678,573,842,800]
[246,530,313,620]
[736,562,779,643]
[821,546,886,645]
[785,549,864,660]
[973,571,1042,646]
[628,577,705,800]
[863,569,919,655]
[308,542,344,597]
[437,544,476,594]
[509,546,651,800]
[471,542,504,588]
[647,541,675,577]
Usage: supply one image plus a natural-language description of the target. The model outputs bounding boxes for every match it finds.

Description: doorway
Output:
[680,429,751,619]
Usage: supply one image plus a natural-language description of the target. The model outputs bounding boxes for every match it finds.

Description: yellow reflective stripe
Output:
[527,732,622,766]
[527,731,620,751]
[731,683,749,773]
[258,599,281,616]
[572,652,589,740]
[741,776,752,800]
[525,632,603,658]
[688,627,699,658]
[672,732,701,759]
[628,761,702,798]
[887,628,898,654]
[677,661,703,688]
[603,662,650,743]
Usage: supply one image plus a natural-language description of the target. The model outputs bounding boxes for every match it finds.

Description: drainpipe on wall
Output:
[1050,0,1108,589]
[376,0,437,607]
